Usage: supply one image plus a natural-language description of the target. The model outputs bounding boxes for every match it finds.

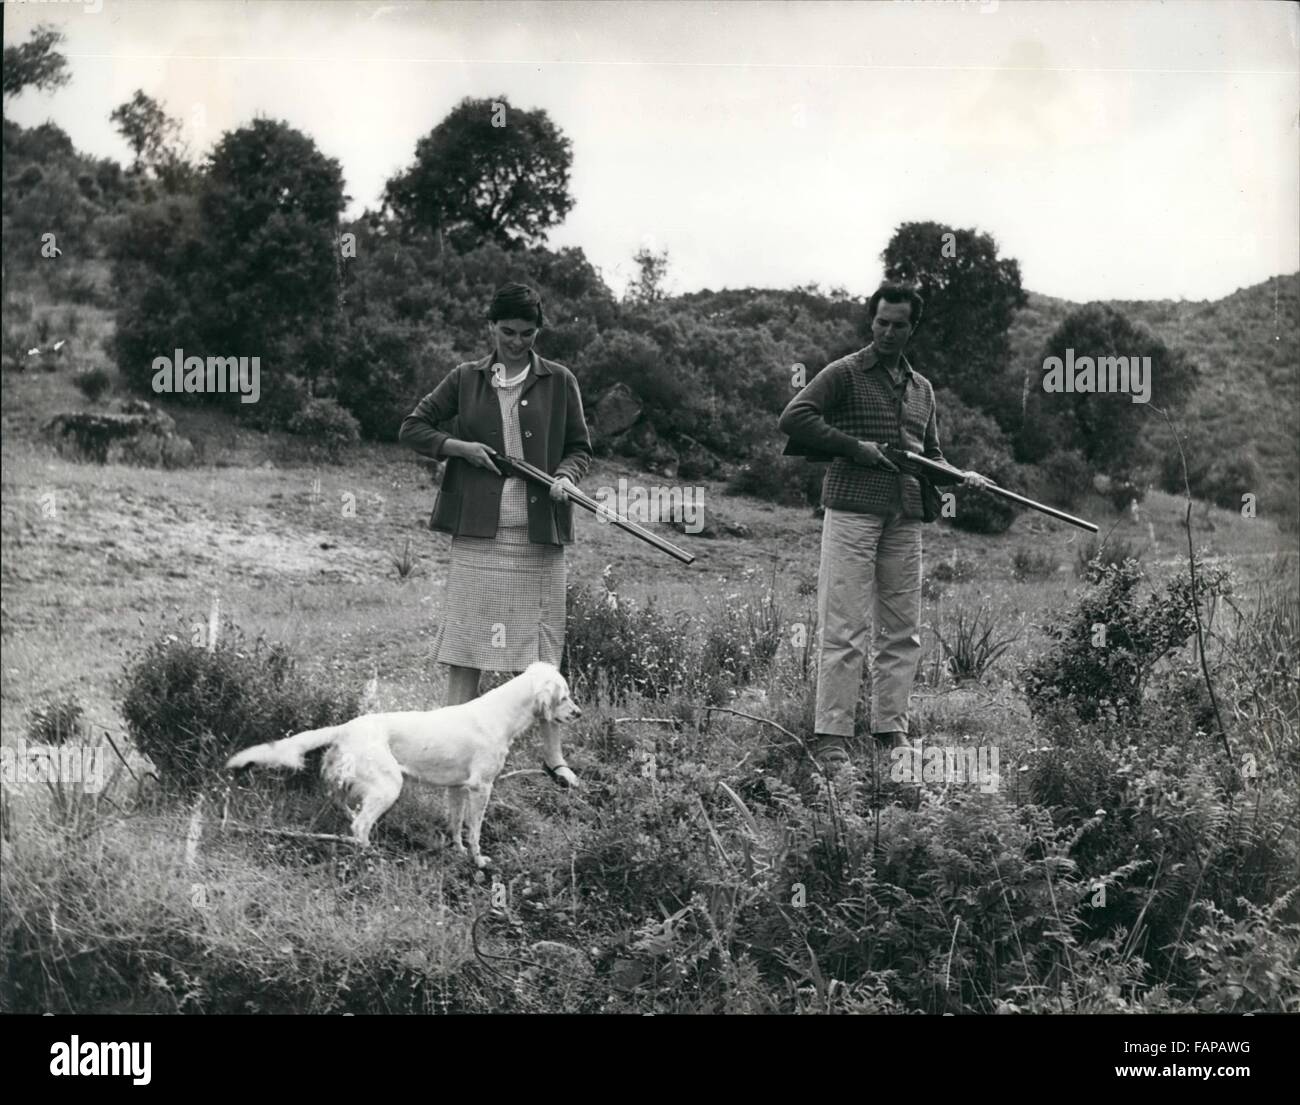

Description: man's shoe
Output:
[808,734,852,773]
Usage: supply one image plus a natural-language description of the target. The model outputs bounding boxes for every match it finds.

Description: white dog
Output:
[226,662,581,868]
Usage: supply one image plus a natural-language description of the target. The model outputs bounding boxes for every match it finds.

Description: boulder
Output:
[592,382,642,437]
[44,404,183,465]
[665,503,750,539]
[676,434,724,479]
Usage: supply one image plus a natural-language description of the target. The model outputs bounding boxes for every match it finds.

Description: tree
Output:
[193,119,347,416]
[878,221,1027,426]
[111,118,347,423]
[626,246,670,304]
[110,91,178,168]
[3,25,70,101]
[383,96,574,249]
[1023,303,1198,479]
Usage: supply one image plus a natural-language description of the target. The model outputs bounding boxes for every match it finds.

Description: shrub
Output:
[1158,431,1262,513]
[935,388,1023,535]
[1024,557,1231,723]
[1200,454,1262,512]
[726,455,824,508]
[950,487,1018,535]
[119,619,360,795]
[1105,479,1145,513]
[929,553,977,583]
[1039,449,1093,509]
[1074,536,1142,581]
[1011,547,1058,581]
[562,584,691,702]
[287,397,361,463]
[73,366,112,402]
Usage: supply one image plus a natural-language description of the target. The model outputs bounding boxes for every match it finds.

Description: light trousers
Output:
[814,507,924,737]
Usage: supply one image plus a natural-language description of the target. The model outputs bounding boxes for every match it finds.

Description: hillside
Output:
[1007,276,1300,525]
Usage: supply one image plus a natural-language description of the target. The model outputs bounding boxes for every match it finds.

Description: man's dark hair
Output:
[866,282,924,328]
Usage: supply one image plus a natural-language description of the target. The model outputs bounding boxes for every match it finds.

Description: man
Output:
[778,282,993,771]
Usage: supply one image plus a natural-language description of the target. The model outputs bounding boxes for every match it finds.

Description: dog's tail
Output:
[226,726,339,772]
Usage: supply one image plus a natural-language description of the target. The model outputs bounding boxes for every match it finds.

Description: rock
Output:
[525,941,593,979]
[665,504,750,539]
[645,443,679,479]
[593,382,642,437]
[676,434,724,479]
[44,409,178,464]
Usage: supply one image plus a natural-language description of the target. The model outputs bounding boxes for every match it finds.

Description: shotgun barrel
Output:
[884,447,1099,533]
[487,450,697,565]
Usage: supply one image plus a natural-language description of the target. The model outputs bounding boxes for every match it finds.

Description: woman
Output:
[399,282,591,787]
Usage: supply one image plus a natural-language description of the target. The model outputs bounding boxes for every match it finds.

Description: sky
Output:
[5,0,1298,303]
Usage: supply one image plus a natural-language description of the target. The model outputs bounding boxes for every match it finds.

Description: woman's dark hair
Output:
[866,282,924,329]
[487,282,546,327]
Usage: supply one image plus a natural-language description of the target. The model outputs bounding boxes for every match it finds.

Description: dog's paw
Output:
[473,854,493,870]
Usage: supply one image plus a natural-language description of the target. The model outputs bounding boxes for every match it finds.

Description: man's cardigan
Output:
[779,344,949,520]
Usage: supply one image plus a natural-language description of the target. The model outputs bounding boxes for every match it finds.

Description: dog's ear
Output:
[540,672,569,720]
[535,672,558,720]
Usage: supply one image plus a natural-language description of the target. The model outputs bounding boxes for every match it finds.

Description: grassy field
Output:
[3,297,1297,1013]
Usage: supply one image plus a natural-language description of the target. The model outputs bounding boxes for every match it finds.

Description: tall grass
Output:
[4,579,1297,1014]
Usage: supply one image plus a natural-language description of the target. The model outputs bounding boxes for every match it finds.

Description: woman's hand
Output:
[445,439,501,475]
[550,476,577,501]
[961,470,995,490]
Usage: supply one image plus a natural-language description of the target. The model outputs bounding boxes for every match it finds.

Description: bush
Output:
[935,389,1024,535]
[1105,478,1145,513]
[929,553,977,583]
[1200,454,1261,512]
[1011,547,1059,580]
[1024,557,1230,723]
[119,619,360,795]
[287,397,361,463]
[1073,536,1142,581]
[1039,449,1093,510]
[562,584,691,702]
[74,366,112,402]
[726,455,824,508]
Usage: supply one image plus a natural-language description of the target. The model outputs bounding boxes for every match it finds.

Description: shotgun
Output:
[487,450,697,565]
[882,446,1099,533]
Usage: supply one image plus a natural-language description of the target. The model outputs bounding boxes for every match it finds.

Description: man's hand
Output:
[550,475,577,501]
[961,470,995,490]
[445,439,502,474]
[853,441,900,472]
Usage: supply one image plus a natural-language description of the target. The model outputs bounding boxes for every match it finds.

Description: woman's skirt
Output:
[430,524,566,671]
